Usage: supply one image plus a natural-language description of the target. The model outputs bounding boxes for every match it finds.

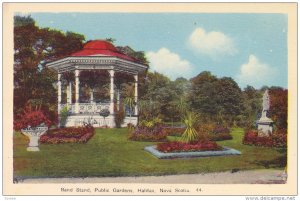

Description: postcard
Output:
[2,2,298,197]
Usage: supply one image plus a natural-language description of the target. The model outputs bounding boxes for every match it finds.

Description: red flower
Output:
[40,126,95,144]
[157,141,222,153]
[14,109,51,131]
[243,130,287,148]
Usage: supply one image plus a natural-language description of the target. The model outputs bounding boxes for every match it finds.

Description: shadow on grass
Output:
[252,148,287,169]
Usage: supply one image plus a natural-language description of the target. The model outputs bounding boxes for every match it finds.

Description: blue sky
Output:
[28,13,287,89]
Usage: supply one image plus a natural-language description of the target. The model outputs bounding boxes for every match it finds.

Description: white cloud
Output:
[236,55,278,88]
[187,27,237,57]
[146,48,192,80]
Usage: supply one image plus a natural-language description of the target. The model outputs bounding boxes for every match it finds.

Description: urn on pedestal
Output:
[14,109,51,152]
[21,124,48,151]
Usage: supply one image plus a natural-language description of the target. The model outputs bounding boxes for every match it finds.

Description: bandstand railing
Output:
[61,102,110,114]
[60,102,136,116]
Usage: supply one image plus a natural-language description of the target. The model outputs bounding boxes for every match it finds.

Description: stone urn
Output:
[21,124,48,151]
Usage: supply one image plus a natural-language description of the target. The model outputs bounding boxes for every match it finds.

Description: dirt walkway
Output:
[18,169,287,184]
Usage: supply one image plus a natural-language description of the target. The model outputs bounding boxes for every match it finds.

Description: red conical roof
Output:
[71,40,135,62]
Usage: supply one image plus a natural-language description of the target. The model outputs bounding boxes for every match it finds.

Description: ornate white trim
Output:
[46,56,148,73]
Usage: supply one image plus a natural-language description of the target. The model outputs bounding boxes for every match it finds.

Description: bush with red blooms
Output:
[243,129,287,148]
[40,126,95,144]
[14,109,51,131]
[156,141,222,153]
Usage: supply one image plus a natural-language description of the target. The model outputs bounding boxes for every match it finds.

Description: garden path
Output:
[19,169,286,184]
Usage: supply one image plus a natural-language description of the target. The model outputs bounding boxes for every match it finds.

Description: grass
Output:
[13,127,286,178]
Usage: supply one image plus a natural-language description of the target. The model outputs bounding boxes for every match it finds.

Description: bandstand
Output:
[46,40,148,127]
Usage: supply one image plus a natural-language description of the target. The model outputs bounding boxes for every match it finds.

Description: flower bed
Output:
[156,141,222,153]
[40,126,95,144]
[211,125,230,135]
[243,130,287,148]
[209,125,232,141]
[197,124,232,141]
[129,124,168,142]
[209,133,233,141]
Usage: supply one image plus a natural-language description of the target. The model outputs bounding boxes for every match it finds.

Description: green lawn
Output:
[13,128,286,178]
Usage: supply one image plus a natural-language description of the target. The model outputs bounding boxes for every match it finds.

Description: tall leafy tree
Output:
[188,71,243,125]
[215,77,243,123]
[239,85,262,127]
[188,71,219,116]
[269,87,288,130]
[139,71,185,121]
[14,15,85,124]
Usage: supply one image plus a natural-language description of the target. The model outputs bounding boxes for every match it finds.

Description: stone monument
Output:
[257,89,273,137]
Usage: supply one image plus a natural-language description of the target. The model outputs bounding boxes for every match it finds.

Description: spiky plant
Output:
[124,85,136,125]
[181,112,199,143]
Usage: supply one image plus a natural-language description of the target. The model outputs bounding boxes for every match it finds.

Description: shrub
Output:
[157,141,222,153]
[209,133,233,141]
[196,122,215,137]
[209,125,232,141]
[99,108,110,126]
[139,117,162,128]
[99,108,110,117]
[59,106,69,127]
[162,127,185,136]
[114,103,125,128]
[129,119,168,141]
[14,108,51,131]
[40,126,95,144]
[196,123,232,141]
[243,129,287,148]
[211,125,230,135]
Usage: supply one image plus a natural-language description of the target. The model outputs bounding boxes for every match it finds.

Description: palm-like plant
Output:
[181,112,199,143]
[123,84,135,120]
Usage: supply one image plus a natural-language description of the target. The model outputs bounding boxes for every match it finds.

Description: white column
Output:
[134,74,138,115]
[90,88,94,103]
[108,70,115,115]
[117,88,120,111]
[57,73,62,114]
[75,70,80,114]
[68,82,72,105]
[66,84,70,107]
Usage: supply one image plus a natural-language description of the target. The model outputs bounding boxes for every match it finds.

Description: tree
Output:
[240,85,262,128]
[116,46,149,65]
[105,38,116,44]
[14,15,35,27]
[80,71,109,102]
[139,71,185,122]
[123,85,135,123]
[269,87,288,130]
[215,77,243,124]
[188,71,219,117]
[14,15,85,124]
[188,71,243,125]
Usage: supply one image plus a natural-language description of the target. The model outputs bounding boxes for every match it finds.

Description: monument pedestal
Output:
[257,117,273,137]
